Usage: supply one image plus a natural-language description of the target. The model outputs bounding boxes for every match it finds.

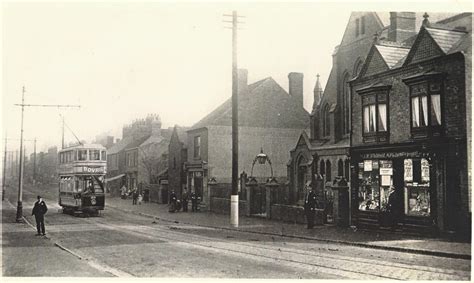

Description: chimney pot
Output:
[388,12,416,42]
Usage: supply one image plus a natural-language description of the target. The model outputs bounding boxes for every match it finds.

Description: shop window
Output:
[358,160,393,212]
[404,158,430,216]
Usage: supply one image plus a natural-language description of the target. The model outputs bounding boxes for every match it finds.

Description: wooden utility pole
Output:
[224,11,244,227]
[2,136,7,201]
[14,86,80,222]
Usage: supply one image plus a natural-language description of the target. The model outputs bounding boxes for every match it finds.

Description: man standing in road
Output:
[190,191,198,212]
[32,195,48,236]
[304,186,317,229]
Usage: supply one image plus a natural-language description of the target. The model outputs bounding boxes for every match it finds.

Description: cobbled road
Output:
[5,185,471,279]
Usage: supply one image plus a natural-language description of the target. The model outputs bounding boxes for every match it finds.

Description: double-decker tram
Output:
[58,144,107,216]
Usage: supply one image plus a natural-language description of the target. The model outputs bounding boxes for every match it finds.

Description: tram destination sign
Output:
[73,166,106,174]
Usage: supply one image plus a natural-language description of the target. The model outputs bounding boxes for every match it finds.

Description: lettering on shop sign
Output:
[361,151,428,159]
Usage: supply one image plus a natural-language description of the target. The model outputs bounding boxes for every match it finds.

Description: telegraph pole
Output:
[62,116,65,149]
[2,135,7,201]
[33,138,36,185]
[16,86,25,222]
[224,11,244,227]
[14,86,80,222]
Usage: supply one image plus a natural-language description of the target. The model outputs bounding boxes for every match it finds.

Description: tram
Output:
[58,144,107,216]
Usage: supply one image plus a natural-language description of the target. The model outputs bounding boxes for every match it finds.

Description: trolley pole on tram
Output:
[13,86,80,222]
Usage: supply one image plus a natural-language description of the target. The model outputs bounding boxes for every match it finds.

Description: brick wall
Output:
[207,126,305,182]
[352,54,467,147]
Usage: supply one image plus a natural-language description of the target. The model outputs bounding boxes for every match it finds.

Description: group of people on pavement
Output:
[120,185,144,205]
[169,188,199,213]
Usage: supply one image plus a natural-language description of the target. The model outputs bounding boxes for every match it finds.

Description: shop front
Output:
[351,145,439,234]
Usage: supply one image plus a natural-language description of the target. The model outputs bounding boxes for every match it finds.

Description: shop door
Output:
[194,176,203,199]
[390,159,405,224]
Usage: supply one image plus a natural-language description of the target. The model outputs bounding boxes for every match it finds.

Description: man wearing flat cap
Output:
[32,195,48,236]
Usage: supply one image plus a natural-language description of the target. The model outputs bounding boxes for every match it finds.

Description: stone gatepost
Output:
[330,177,350,227]
[246,177,258,216]
[265,177,279,220]
[207,177,218,212]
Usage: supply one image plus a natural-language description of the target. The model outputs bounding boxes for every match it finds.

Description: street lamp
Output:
[250,148,274,181]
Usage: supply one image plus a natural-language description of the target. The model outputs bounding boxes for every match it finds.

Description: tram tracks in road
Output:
[83,213,469,280]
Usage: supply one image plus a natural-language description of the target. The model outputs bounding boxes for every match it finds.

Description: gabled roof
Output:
[425,27,468,53]
[124,135,151,151]
[375,44,410,68]
[107,136,133,155]
[190,77,309,130]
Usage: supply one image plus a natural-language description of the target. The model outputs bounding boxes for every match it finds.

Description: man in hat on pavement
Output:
[32,195,48,236]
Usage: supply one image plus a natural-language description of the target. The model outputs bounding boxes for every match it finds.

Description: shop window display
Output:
[404,158,430,216]
[358,160,393,212]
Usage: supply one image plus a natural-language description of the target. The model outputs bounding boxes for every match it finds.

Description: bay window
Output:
[403,73,444,138]
[358,85,390,143]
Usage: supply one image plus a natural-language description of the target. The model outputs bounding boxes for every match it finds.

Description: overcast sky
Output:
[2,1,471,153]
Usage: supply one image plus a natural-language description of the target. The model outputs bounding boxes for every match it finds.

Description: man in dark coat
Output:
[190,191,198,212]
[169,190,177,212]
[304,186,317,229]
[181,188,189,212]
[32,195,48,236]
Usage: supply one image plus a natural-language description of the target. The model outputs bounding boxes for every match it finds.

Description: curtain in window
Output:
[363,106,370,132]
[421,96,428,126]
[412,97,420,127]
[378,104,387,131]
[431,94,441,125]
[370,104,376,132]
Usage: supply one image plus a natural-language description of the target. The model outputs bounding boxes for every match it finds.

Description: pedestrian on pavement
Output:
[121,185,128,199]
[138,192,143,205]
[132,188,138,205]
[182,188,189,212]
[32,195,48,236]
[169,190,177,212]
[304,186,317,229]
[190,191,198,212]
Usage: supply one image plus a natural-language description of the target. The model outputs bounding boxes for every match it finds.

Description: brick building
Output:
[167,125,188,199]
[183,69,309,211]
[350,12,471,235]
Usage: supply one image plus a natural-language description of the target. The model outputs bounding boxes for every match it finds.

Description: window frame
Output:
[194,136,201,159]
[357,85,391,143]
[403,73,445,139]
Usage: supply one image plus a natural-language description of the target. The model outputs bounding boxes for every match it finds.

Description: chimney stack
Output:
[388,12,416,42]
[288,72,304,108]
[238,69,248,94]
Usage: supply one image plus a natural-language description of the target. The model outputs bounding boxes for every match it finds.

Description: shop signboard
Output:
[364,160,372,171]
[379,168,393,175]
[404,159,413,182]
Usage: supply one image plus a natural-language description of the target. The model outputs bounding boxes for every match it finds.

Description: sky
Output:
[1,0,471,154]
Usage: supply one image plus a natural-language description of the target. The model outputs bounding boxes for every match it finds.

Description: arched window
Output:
[344,159,350,181]
[338,159,344,177]
[325,160,332,182]
[342,73,350,135]
[296,156,306,198]
[322,104,330,137]
[319,160,325,176]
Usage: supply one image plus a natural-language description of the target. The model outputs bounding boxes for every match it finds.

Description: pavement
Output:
[1,200,112,277]
[105,195,472,260]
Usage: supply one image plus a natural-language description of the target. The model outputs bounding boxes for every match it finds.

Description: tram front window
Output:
[90,150,100,161]
[78,150,88,161]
